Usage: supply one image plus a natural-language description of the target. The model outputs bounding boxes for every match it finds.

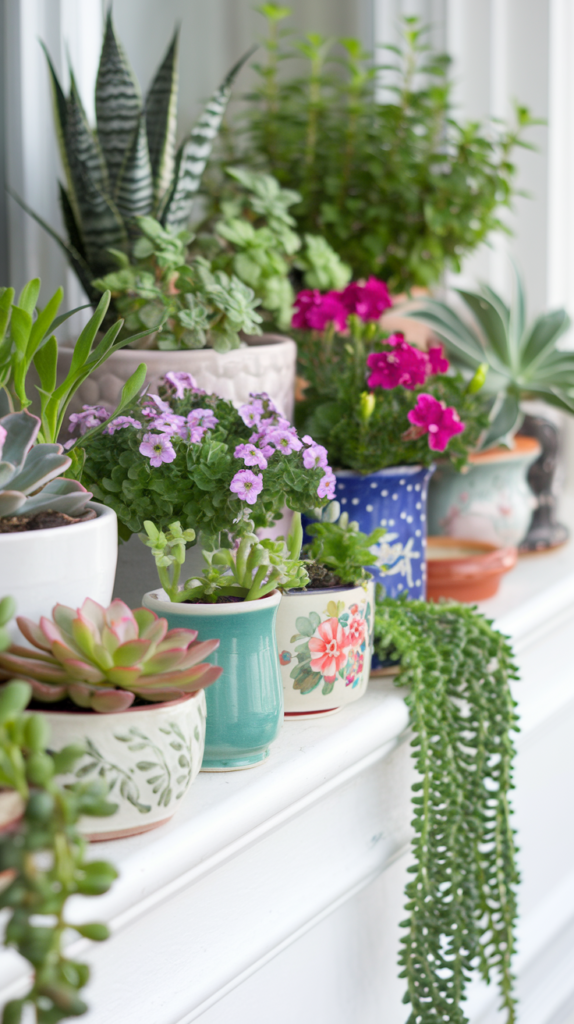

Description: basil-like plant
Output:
[374,596,519,1024]
[302,502,385,586]
[230,8,536,291]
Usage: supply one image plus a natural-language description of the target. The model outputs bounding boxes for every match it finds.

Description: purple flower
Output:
[229,469,264,504]
[303,444,329,469]
[239,400,265,428]
[104,415,142,435]
[250,391,278,414]
[68,405,108,436]
[187,408,218,430]
[317,471,336,500]
[234,443,268,470]
[266,429,303,454]
[163,371,198,399]
[148,394,172,414]
[139,432,177,467]
[151,413,187,436]
[0,424,6,459]
[188,425,207,444]
[248,431,275,458]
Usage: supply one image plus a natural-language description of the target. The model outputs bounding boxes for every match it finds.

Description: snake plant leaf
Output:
[115,114,154,223]
[161,48,255,231]
[521,307,571,367]
[145,29,179,206]
[457,289,511,367]
[96,10,142,192]
[59,183,88,263]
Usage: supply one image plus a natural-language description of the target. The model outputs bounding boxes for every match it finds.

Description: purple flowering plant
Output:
[293,279,488,474]
[78,374,335,543]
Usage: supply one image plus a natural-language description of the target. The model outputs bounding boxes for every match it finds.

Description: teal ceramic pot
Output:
[428,437,541,547]
[142,589,283,771]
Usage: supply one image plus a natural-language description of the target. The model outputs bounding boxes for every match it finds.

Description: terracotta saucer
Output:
[426,537,518,602]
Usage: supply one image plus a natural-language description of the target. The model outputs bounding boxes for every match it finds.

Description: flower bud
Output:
[359,391,376,423]
[467,362,489,394]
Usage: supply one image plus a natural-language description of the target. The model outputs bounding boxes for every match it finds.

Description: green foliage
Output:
[17,13,251,304]
[229,10,537,291]
[295,318,488,473]
[405,267,574,448]
[303,501,385,584]
[374,597,519,1023]
[0,680,117,1023]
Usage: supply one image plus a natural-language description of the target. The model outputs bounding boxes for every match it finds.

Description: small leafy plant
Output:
[0,598,222,712]
[0,677,118,1024]
[374,596,519,1024]
[302,501,385,586]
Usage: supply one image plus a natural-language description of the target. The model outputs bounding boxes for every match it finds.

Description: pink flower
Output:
[367,335,429,390]
[68,405,108,436]
[248,432,275,458]
[148,394,172,414]
[250,391,278,414]
[407,393,465,452]
[151,413,187,436]
[306,293,349,332]
[187,408,218,430]
[302,444,329,470]
[347,615,367,648]
[291,289,324,329]
[427,346,449,375]
[163,371,198,398]
[308,618,351,678]
[0,424,6,459]
[139,432,177,467]
[229,469,264,504]
[234,443,268,470]
[266,429,303,454]
[104,415,142,435]
[188,425,206,444]
[239,400,265,428]
[317,471,336,499]
[340,277,392,320]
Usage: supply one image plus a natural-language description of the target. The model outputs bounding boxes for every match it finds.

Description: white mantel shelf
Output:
[2,518,574,1024]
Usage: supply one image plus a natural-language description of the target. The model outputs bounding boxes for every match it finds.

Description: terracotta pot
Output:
[426,537,518,602]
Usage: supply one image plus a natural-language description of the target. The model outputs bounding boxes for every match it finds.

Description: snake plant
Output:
[16,12,251,304]
[406,269,573,447]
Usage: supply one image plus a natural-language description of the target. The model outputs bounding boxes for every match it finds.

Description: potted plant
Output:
[276,504,381,718]
[405,268,572,548]
[0,597,222,838]
[218,8,535,294]
[292,279,488,598]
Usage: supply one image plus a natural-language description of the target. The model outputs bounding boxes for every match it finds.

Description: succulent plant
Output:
[0,410,92,518]
[0,598,222,713]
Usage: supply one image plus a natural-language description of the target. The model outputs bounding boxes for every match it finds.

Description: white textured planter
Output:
[0,502,117,642]
[276,580,374,718]
[43,691,207,840]
[58,334,297,422]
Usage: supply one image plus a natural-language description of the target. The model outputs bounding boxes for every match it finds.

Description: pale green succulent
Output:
[0,411,91,519]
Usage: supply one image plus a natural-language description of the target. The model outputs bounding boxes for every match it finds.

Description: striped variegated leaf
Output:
[161,48,255,231]
[116,114,154,225]
[96,11,142,192]
[146,29,179,208]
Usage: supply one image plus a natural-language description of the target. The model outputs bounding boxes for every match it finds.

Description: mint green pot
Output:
[142,589,283,771]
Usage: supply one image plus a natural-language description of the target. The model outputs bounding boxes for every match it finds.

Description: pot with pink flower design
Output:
[276,581,374,717]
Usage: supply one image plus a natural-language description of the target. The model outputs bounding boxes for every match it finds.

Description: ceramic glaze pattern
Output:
[277,582,374,716]
[331,467,434,600]
[43,691,207,838]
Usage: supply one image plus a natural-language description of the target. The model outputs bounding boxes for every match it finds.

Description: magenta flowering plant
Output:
[293,280,487,474]
[78,375,334,543]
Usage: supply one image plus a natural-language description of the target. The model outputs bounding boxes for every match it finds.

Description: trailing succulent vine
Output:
[374,597,520,1024]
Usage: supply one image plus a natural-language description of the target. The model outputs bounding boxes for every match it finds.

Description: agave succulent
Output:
[18,12,251,305]
[0,598,223,713]
[0,411,91,518]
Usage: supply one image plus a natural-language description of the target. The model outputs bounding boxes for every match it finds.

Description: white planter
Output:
[0,502,117,642]
[57,334,297,422]
[276,580,374,718]
[42,691,206,840]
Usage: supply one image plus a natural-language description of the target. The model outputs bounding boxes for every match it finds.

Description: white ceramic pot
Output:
[0,502,117,642]
[42,691,207,840]
[57,334,297,422]
[276,580,374,719]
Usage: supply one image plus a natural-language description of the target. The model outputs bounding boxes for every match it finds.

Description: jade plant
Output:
[18,12,252,304]
[0,598,223,712]
[405,267,574,448]
[0,678,118,1023]
[374,596,519,1024]
[301,501,385,587]
[0,411,92,519]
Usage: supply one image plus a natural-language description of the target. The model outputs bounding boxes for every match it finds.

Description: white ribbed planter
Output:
[0,502,117,642]
[276,580,374,718]
[41,691,207,840]
[58,334,297,421]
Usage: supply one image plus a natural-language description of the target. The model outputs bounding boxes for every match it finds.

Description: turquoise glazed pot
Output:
[142,589,283,771]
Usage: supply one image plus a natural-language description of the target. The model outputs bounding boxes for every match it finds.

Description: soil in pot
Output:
[426,537,517,602]
[0,509,97,533]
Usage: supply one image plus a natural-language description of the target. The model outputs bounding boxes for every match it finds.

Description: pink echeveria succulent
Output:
[405,393,465,452]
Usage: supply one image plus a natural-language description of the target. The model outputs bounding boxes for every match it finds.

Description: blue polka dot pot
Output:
[332,466,435,599]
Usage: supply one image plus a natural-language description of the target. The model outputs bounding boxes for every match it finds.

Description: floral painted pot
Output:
[327,466,434,599]
[277,581,374,718]
[143,589,283,771]
[428,437,541,547]
[0,502,117,643]
[41,692,207,841]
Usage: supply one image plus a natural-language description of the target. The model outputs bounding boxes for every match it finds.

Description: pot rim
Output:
[334,464,431,478]
[468,436,541,464]
[143,587,281,615]
[427,538,517,579]
[282,581,371,596]
[0,501,116,542]
[30,690,201,717]
[60,334,295,356]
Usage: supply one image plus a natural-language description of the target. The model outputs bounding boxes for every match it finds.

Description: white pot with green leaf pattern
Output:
[42,692,206,840]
